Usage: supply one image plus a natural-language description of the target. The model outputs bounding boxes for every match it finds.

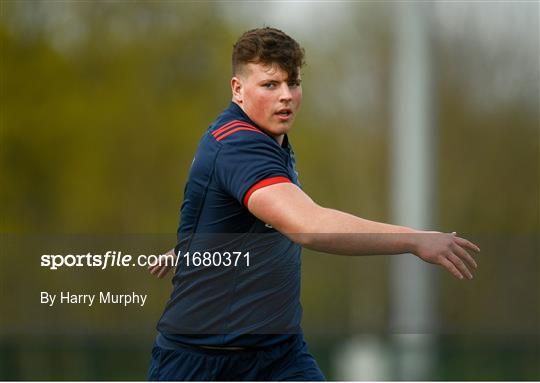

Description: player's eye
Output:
[263,83,276,89]
[288,80,302,88]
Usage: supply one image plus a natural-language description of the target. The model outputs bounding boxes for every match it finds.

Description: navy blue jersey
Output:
[156,102,303,348]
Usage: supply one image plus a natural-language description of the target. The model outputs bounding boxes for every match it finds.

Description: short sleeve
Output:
[215,135,291,206]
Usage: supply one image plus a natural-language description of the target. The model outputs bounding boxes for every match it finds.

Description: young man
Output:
[148,27,480,381]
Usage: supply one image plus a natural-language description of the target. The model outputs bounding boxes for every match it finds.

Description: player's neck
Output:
[231,100,284,146]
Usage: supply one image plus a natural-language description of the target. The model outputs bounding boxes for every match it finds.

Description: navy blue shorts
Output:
[147,336,325,381]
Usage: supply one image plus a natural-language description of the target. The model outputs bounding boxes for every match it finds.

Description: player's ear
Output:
[231,76,243,104]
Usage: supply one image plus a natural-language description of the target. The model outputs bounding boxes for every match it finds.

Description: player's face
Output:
[231,62,302,142]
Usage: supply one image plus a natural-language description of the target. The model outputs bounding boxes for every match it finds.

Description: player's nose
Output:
[279,83,293,102]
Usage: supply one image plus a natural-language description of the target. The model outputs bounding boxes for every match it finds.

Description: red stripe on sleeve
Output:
[243,176,291,207]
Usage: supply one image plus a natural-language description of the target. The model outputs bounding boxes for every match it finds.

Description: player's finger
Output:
[455,236,480,253]
[150,262,165,275]
[149,258,162,272]
[149,255,165,272]
[451,242,478,269]
[165,254,175,265]
[157,266,171,279]
[157,270,167,279]
[439,257,464,280]
[448,252,473,279]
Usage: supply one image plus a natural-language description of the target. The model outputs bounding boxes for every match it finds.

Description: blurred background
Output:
[1,1,538,380]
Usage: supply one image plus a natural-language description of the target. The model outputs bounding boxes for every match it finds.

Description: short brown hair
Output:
[232,27,305,81]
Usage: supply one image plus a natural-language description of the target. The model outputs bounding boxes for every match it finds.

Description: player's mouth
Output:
[275,108,293,121]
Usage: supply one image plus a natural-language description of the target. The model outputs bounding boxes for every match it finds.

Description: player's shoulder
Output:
[209,118,274,147]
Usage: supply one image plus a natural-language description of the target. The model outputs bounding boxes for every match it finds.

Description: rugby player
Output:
[148,27,480,381]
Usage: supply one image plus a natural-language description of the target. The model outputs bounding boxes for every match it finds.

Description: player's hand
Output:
[148,248,177,279]
[412,231,480,280]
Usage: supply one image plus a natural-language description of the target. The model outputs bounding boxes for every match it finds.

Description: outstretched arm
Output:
[247,182,480,280]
